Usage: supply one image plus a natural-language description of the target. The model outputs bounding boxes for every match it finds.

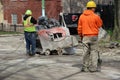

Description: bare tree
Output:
[111,0,120,40]
[0,0,3,5]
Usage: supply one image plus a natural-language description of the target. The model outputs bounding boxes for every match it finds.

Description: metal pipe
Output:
[42,0,45,16]
[69,0,72,13]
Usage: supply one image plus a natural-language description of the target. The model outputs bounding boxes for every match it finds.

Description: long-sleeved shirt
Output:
[23,15,37,24]
[77,10,103,36]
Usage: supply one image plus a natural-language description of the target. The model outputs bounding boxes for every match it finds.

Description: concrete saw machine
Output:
[36,14,78,55]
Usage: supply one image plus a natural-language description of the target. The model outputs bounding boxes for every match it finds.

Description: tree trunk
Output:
[112,0,120,40]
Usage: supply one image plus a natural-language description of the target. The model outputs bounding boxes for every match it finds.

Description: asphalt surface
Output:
[0,35,120,80]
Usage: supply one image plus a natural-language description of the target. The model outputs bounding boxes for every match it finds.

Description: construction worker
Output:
[23,10,37,56]
[77,1,103,72]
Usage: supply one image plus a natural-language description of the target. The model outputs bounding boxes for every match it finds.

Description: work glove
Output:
[78,34,83,43]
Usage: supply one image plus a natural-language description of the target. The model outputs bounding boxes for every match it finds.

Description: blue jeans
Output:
[24,32,36,55]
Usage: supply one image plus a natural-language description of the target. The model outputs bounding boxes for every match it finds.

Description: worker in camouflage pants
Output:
[81,36,101,72]
[77,1,103,72]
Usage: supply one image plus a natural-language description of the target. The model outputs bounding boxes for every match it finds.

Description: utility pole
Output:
[69,0,72,13]
[42,0,45,16]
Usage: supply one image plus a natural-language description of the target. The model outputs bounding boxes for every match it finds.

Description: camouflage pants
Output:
[81,36,101,72]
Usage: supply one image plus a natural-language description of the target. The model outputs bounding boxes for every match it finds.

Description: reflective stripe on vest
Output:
[23,16,36,32]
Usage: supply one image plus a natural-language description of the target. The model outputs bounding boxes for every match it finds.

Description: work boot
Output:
[26,50,30,56]
[88,68,100,72]
[29,53,35,56]
[81,67,89,72]
[26,52,30,56]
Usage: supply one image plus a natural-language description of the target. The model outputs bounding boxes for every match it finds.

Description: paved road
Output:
[0,35,120,80]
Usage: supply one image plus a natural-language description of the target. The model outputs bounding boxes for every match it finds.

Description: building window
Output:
[20,0,28,1]
[10,0,17,1]
[11,14,17,24]
[22,14,25,22]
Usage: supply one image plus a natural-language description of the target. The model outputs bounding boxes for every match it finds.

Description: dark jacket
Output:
[23,15,37,24]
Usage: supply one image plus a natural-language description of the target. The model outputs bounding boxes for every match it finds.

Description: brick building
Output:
[1,0,62,24]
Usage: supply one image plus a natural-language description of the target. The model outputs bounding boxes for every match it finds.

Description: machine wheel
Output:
[36,52,41,55]
[44,49,51,56]
[57,47,63,55]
